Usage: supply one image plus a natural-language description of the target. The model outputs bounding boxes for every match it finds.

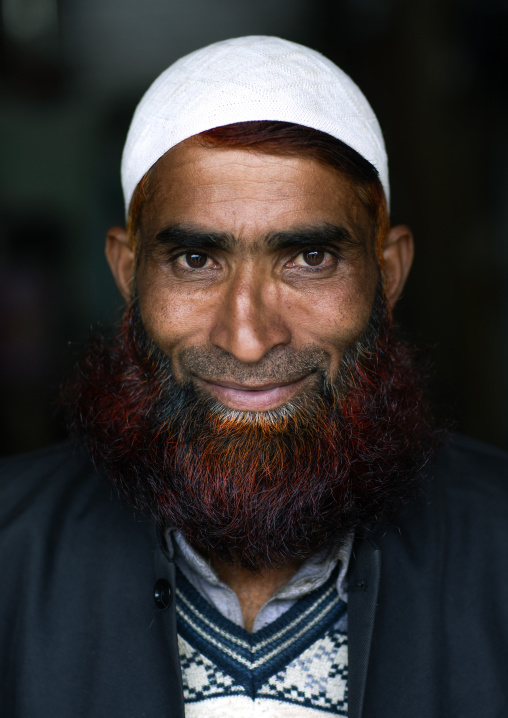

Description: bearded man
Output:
[1,36,508,718]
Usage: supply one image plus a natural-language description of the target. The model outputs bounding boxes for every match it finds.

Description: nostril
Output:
[209,313,291,365]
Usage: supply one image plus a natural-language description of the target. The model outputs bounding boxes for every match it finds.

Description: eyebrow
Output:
[154,225,235,252]
[265,224,356,251]
[152,222,358,254]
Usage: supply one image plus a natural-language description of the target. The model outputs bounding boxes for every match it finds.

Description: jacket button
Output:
[154,579,173,609]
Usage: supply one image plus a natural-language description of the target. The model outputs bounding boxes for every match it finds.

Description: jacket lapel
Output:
[347,537,381,718]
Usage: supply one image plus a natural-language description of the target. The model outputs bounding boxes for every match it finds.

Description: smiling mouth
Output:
[194,375,312,412]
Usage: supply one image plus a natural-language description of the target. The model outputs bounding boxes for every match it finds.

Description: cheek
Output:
[288,270,378,376]
[135,261,220,372]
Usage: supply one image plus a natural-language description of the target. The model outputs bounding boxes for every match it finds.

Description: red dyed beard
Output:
[62,286,435,570]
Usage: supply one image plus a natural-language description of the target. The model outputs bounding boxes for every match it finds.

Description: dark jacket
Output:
[1,435,508,717]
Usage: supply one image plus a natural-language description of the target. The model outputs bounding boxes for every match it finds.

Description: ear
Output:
[382,224,414,308]
[105,226,135,302]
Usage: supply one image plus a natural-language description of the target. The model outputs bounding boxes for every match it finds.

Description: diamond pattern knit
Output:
[176,565,348,717]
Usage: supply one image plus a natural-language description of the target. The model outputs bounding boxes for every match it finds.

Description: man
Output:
[1,35,508,718]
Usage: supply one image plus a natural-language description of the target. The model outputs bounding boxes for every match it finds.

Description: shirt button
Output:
[154,579,173,609]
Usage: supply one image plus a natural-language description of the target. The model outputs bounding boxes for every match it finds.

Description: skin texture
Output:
[105,141,414,630]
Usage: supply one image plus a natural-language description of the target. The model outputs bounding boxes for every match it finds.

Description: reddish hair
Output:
[126,121,390,262]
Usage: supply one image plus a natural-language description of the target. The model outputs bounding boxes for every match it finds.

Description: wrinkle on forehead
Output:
[139,143,375,251]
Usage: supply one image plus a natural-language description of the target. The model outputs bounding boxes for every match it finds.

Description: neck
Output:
[211,558,303,632]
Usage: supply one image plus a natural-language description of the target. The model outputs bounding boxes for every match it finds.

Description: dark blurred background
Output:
[1,0,507,456]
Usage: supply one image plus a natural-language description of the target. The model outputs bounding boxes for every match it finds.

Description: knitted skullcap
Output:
[121,35,389,217]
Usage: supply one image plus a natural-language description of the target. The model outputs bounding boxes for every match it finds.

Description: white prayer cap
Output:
[121,35,389,217]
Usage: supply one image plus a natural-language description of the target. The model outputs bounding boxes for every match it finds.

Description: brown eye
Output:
[303,250,325,266]
[185,252,208,268]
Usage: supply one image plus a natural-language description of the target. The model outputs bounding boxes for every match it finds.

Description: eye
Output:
[174,252,214,270]
[301,249,325,266]
[286,248,335,270]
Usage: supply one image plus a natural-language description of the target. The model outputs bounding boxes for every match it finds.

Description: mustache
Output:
[174,345,330,386]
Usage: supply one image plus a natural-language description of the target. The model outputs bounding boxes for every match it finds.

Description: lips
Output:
[195,375,311,411]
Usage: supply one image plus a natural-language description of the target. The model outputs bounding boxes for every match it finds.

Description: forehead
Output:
[139,141,373,242]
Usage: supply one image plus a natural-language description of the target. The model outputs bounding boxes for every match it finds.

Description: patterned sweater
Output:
[176,566,348,717]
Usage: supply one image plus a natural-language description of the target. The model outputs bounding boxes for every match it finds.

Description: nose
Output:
[210,266,291,364]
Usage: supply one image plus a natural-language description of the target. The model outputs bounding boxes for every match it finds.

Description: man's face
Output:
[128,142,380,411]
[88,138,425,568]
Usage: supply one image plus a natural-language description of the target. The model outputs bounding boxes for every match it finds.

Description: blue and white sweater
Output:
[176,565,348,717]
